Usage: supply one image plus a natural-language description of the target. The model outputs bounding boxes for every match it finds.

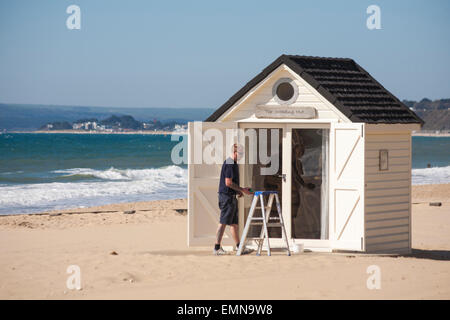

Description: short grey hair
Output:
[232,143,244,153]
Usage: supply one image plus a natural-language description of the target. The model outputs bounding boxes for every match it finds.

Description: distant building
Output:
[73,121,105,131]
[173,124,187,133]
[142,122,154,129]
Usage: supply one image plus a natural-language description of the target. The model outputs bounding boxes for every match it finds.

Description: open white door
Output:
[329,123,365,251]
[188,121,238,246]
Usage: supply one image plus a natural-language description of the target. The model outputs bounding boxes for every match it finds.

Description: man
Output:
[214,143,252,255]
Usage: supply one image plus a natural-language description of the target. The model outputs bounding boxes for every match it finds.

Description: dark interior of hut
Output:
[244,128,328,240]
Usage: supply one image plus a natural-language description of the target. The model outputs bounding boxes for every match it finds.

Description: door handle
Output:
[277,174,286,182]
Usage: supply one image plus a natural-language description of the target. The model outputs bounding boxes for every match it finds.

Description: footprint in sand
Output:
[118,271,141,283]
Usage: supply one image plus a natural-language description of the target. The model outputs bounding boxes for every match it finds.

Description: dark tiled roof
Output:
[206,54,423,124]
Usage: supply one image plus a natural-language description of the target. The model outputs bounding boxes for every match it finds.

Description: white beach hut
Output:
[187,55,423,254]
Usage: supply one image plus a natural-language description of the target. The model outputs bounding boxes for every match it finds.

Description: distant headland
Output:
[36,115,187,134]
[0,103,213,132]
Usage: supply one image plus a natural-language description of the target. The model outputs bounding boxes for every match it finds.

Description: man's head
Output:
[231,143,244,162]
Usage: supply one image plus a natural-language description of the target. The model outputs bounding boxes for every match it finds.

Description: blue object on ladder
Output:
[253,191,279,196]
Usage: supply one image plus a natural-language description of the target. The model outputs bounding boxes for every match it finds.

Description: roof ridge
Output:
[284,54,354,61]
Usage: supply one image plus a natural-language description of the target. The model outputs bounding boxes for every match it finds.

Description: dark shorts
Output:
[218,192,238,225]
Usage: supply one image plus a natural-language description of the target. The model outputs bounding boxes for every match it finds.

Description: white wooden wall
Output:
[364,128,412,254]
[218,65,350,123]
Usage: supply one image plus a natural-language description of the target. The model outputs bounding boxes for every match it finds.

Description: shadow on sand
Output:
[401,249,450,261]
[139,248,450,260]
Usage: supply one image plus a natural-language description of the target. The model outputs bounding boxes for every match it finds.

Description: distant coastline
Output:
[7,130,185,135]
[412,131,450,137]
[4,130,449,137]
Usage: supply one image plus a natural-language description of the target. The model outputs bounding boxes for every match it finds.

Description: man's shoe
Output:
[236,246,254,255]
[213,247,227,255]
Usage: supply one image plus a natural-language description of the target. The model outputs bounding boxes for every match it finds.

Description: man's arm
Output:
[225,178,252,195]
[225,178,242,193]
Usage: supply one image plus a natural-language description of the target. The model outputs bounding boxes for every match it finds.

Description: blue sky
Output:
[0,0,449,108]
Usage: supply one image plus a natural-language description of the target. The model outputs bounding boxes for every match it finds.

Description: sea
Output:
[0,133,449,215]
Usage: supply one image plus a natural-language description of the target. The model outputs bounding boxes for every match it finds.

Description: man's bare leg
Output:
[215,223,226,246]
[230,224,240,246]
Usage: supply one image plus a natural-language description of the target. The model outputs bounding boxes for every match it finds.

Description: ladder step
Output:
[250,217,280,221]
[255,206,272,210]
[267,223,283,227]
[251,222,283,227]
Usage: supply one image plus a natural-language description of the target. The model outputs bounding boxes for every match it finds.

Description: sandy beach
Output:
[0,184,449,300]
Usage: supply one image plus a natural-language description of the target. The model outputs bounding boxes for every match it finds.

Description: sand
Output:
[0,185,449,300]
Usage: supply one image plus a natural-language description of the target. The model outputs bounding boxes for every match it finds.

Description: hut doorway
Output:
[291,128,329,240]
[239,123,330,243]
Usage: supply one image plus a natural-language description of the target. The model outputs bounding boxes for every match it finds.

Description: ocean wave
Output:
[412,165,450,185]
[52,166,186,182]
[0,166,187,214]
[1,171,24,175]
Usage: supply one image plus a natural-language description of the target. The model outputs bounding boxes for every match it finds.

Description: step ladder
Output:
[236,191,291,256]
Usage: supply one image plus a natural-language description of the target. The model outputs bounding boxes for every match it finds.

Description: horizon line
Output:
[0,102,215,110]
